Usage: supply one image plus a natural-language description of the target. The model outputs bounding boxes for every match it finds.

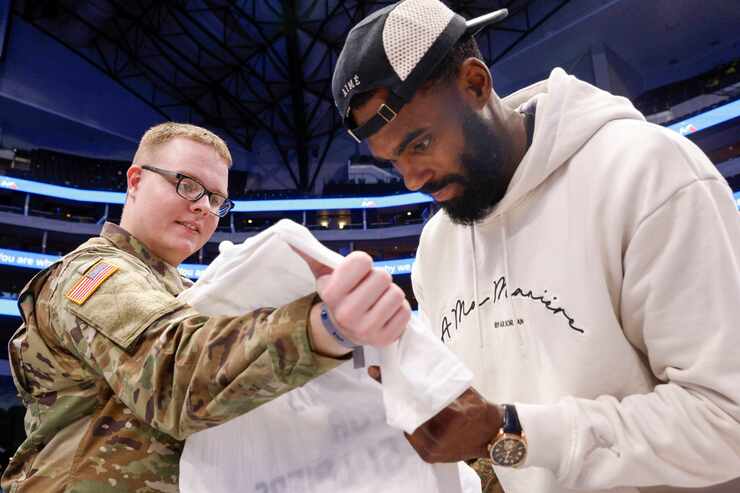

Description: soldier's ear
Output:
[127,165,143,196]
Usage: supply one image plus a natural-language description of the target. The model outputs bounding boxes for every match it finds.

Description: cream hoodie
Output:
[412,68,740,492]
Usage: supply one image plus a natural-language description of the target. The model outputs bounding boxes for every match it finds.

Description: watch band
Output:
[320,303,357,349]
[501,404,523,435]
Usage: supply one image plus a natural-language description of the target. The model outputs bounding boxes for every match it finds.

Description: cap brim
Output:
[465,8,508,37]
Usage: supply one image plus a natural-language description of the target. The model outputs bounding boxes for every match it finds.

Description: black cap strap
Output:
[346,92,406,143]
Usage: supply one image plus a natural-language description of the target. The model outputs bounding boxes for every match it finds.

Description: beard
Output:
[420,105,511,225]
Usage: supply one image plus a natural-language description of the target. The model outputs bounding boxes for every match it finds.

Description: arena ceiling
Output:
[8,0,740,191]
[11,0,572,190]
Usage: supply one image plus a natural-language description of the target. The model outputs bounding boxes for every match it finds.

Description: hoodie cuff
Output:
[515,401,574,478]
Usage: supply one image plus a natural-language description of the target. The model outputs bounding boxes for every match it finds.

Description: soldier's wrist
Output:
[307,302,352,358]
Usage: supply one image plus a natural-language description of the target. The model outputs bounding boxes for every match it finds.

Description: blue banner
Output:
[1,299,422,323]
[667,98,740,136]
[0,247,414,280]
[0,298,19,318]
[0,248,57,270]
[0,247,212,280]
[375,257,414,275]
[0,248,414,319]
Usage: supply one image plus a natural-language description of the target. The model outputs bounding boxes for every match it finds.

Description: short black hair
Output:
[348,36,483,112]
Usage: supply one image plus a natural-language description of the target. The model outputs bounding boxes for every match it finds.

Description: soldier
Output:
[2,122,411,492]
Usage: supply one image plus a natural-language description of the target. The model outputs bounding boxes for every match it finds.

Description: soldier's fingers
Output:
[334,269,392,327]
[366,300,410,347]
[355,284,406,335]
[387,301,412,339]
[320,251,373,304]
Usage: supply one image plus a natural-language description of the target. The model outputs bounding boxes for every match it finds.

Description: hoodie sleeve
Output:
[517,167,740,486]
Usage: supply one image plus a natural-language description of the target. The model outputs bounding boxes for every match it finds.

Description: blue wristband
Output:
[320,303,358,349]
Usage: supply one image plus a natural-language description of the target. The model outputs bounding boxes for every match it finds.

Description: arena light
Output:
[0,176,433,211]
[0,176,126,204]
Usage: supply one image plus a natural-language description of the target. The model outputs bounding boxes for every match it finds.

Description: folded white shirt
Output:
[178,220,477,493]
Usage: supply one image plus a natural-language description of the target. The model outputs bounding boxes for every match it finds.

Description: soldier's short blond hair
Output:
[133,122,232,167]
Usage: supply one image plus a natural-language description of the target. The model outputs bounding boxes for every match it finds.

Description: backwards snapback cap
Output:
[332,0,508,143]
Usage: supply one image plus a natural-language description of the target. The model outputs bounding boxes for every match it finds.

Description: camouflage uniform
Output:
[2,222,342,493]
[469,459,504,493]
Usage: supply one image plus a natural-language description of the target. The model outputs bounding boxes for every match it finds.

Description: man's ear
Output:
[126,165,143,197]
[456,57,492,110]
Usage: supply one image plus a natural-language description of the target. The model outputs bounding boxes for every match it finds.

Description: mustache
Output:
[419,174,468,195]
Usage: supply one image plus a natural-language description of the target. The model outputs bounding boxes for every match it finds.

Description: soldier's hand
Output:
[318,251,410,347]
[296,249,410,353]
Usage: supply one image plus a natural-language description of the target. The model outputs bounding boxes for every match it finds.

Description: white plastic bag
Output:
[178,220,479,493]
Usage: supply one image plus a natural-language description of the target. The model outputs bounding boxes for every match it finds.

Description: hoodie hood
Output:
[488,68,645,218]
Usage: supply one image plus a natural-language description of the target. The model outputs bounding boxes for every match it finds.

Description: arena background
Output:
[0,0,739,486]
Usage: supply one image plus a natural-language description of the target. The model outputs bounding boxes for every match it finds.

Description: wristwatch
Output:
[488,404,527,467]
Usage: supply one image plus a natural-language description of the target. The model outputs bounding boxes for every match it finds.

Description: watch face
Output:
[490,435,526,467]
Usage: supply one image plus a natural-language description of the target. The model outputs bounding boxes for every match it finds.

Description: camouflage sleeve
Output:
[468,459,504,493]
[49,254,343,440]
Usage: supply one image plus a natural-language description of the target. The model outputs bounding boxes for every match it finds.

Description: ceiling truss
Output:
[14,0,570,191]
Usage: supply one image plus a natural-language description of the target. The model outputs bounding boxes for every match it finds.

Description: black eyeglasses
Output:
[141,165,234,217]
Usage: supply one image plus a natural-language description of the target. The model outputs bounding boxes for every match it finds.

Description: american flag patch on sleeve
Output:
[65,260,119,305]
